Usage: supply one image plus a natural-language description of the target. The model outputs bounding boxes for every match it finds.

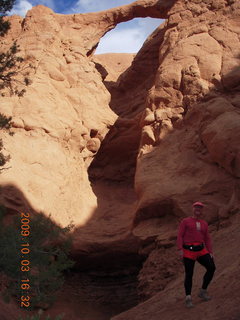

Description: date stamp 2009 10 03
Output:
[20,212,31,308]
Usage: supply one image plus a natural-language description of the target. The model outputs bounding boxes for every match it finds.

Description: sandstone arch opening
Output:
[93,17,167,119]
[93,17,166,117]
[95,18,163,54]
[93,17,165,91]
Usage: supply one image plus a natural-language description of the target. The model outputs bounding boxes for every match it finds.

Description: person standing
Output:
[177,201,216,308]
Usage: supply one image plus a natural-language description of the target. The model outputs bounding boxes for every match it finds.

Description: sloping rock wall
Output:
[132,0,240,231]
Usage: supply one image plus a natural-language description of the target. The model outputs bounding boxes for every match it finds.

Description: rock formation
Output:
[0,0,240,319]
[93,53,135,82]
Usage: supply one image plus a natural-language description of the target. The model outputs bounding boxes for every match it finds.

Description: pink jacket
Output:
[177,217,213,253]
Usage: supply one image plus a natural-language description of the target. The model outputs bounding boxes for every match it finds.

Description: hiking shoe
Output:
[198,288,211,301]
[185,297,194,308]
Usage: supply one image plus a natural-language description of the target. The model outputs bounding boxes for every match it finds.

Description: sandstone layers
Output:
[0,0,240,319]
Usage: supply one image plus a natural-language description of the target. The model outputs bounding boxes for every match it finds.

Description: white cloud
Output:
[8,0,58,16]
[137,18,163,36]
[77,0,95,10]
[34,0,56,11]
[8,0,33,17]
[96,27,145,54]
[73,0,134,13]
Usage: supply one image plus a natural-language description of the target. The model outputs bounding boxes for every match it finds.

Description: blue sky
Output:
[9,0,164,53]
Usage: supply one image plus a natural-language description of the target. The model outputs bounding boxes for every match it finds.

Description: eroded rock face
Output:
[0,10,116,231]
[132,0,240,230]
[0,0,176,261]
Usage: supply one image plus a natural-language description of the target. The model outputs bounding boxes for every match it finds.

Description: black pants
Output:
[183,253,216,295]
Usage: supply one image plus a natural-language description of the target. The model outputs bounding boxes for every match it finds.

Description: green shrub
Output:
[0,138,11,169]
[0,111,13,172]
[0,0,32,173]
[0,113,12,129]
[0,205,75,310]
[0,1,33,97]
